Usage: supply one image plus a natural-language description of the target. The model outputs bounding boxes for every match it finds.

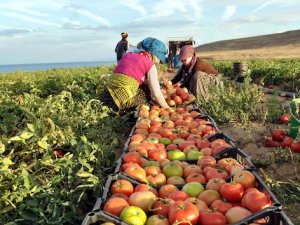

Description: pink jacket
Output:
[114,52,154,85]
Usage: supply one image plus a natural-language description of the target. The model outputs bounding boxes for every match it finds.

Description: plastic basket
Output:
[235,208,294,225]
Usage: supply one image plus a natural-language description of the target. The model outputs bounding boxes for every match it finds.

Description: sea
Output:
[0,61,117,73]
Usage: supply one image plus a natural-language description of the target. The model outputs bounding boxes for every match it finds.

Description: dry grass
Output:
[197,44,300,60]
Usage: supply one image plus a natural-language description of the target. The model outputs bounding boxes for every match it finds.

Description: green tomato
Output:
[167,150,186,161]
[120,206,147,225]
[159,137,172,145]
[186,150,204,160]
[182,181,205,197]
[162,162,183,178]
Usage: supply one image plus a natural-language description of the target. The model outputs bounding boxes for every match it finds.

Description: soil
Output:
[218,95,300,224]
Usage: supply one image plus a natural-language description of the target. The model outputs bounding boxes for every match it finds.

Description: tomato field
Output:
[0,59,299,224]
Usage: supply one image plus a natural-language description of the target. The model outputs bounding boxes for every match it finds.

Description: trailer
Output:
[167,36,195,67]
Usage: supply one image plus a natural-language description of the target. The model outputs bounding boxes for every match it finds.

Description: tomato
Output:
[103,197,129,216]
[210,199,233,214]
[158,184,178,198]
[280,114,291,124]
[233,170,256,189]
[290,141,300,153]
[167,176,185,185]
[148,149,167,161]
[225,206,252,224]
[206,178,226,191]
[124,165,147,182]
[53,148,65,158]
[146,215,170,225]
[205,168,229,181]
[185,197,208,211]
[220,182,244,202]
[198,190,221,206]
[199,209,227,225]
[128,191,157,212]
[147,173,167,186]
[167,150,186,160]
[120,206,147,225]
[134,184,158,196]
[168,201,199,225]
[182,182,205,197]
[111,179,134,196]
[242,191,271,212]
[151,198,174,216]
[197,156,217,169]
[168,190,189,201]
[271,129,286,142]
[280,136,293,148]
[123,151,142,165]
[185,173,207,183]
[162,162,183,178]
[183,165,202,178]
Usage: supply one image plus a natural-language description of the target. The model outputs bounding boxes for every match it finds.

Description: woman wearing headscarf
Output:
[115,32,129,63]
[169,45,223,102]
[102,37,169,110]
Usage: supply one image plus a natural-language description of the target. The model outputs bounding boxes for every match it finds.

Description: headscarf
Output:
[179,45,195,61]
[139,37,167,63]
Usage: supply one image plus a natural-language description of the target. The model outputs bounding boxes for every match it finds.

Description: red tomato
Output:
[233,170,256,189]
[168,201,199,225]
[271,129,286,142]
[205,168,229,181]
[205,178,226,191]
[280,136,293,148]
[111,179,134,196]
[158,184,178,198]
[242,191,271,212]
[211,199,233,214]
[184,197,208,211]
[124,165,147,182]
[128,191,157,212]
[147,173,167,186]
[220,182,244,202]
[280,114,291,124]
[167,190,189,201]
[199,209,227,225]
[122,151,142,165]
[225,206,252,224]
[290,141,300,153]
[103,197,129,216]
[134,184,158,196]
[151,198,174,216]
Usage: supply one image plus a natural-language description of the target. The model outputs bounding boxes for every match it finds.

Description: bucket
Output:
[289,98,300,138]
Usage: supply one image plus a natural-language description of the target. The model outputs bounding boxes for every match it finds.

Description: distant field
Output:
[197,44,300,60]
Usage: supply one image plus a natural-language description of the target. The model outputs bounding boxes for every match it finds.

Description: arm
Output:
[147,65,169,108]
[170,67,183,84]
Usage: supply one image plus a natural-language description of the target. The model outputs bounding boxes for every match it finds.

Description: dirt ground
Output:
[218,95,300,224]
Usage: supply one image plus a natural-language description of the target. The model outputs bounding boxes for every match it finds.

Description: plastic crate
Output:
[207,132,236,146]
[82,210,130,225]
[235,208,294,225]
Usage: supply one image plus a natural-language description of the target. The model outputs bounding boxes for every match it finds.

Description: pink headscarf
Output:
[179,45,195,61]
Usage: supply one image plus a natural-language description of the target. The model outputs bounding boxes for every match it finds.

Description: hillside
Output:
[196,30,300,59]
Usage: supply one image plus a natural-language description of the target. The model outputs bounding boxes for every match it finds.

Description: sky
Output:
[0,0,300,65]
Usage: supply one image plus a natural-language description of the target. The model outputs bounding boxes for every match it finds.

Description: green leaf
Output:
[27,123,35,132]
[38,140,48,150]
[0,142,5,154]
[9,136,23,141]
[76,170,93,178]
[3,158,13,165]
[20,131,34,139]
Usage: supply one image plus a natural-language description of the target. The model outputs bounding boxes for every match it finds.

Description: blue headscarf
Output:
[138,37,167,63]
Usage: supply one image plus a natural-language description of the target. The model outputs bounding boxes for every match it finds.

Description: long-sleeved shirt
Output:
[171,57,218,88]
[114,52,169,108]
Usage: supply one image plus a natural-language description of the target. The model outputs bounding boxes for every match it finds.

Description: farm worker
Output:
[102,37,170,110]
[168,45,223,102]
[115,32,129,63]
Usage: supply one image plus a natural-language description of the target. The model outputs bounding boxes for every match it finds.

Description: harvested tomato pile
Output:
[82,86,294,225]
